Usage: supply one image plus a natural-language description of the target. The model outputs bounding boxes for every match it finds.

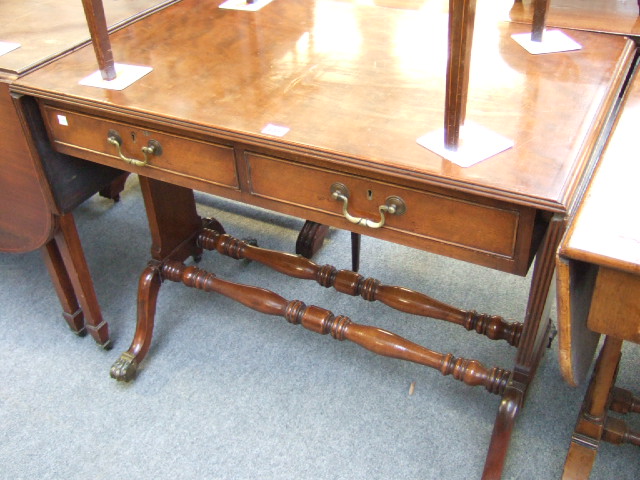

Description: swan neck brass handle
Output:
[330,182,406,229]
[107,130,162,167]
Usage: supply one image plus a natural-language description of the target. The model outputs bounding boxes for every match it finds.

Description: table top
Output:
[560,66,640,276]
[0,0,178,78]
[12,0,634,211]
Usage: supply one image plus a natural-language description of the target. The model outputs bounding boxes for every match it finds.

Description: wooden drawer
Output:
[246,152,537,275]
[588,267,640,343]
[41,105,239,191]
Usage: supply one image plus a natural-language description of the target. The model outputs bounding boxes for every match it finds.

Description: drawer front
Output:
[42,106,239,190]
[588,267,640,343]
[246,152,535,271]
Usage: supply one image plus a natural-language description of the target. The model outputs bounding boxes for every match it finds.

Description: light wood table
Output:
[556,58,640,480]
[12,0,636,476]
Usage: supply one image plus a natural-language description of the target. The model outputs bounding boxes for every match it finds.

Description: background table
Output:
[556,54,640,480]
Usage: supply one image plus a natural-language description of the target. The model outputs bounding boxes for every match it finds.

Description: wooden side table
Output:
[556,60,640,480]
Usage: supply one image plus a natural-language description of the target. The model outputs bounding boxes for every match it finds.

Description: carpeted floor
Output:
[0,176,637,479]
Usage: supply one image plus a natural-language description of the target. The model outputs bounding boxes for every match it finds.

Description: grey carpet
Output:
[0,176,637,479]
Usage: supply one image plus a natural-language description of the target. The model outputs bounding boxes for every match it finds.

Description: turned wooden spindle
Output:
[445,0,477,150]
[610,387,640,415]
[81,0,117,80]
[531,0,550,42]
[602,416,640,447]
[198,228,522,346]
[160,260,511,395]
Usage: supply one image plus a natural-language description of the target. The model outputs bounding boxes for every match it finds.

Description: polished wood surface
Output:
[0,0,178,344]
[0,0,178,76]
[10,0,637,476]
[556,63,640,479]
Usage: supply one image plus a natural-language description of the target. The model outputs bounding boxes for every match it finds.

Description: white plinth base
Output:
[417,122,513,168]
[79,63,153,91]
[219,0,274,11]
[0,41,20,56]
[512,29,582,55]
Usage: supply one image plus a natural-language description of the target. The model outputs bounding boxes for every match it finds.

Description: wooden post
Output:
[445,0,477,150]
[81,0,117,80]
[531,0,550,42]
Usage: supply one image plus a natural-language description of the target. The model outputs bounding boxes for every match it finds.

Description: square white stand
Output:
[220,0,274,12]
[417,122,513,168]
[0,42,20,57]
[261,123,290,137]
[79,63,153,90]
[512,29,582,55]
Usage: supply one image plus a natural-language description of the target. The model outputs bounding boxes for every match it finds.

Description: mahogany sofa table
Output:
[556,59,640,480]
[0,0,178,346]
[11,0,636,477]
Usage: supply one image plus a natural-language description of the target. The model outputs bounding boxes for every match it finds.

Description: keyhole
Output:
[130,131,137,143]
[367,190,373,200]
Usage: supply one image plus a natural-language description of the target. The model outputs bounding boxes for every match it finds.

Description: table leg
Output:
[483,214,564,478]
[53,212,110,348]
[561,336,623,479]
[295,220,329,259]
[139,177,202,261]
[41,238,85,336]
[99,172,129,202]
[295,221,361,272]
[110,262,162,381]
[111,177,203,380]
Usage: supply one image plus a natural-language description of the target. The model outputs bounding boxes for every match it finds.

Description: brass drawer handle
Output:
[107,130,162,167]
[330,182,406,229]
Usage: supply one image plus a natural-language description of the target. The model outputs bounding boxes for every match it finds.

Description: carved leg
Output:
[41,238,85,336]
[199,228,523,346]
[482,214,565,478]
[295,220,360,272]
[296,220,329,259]
[99,172,129,202]
[110,262,163,381]
[561,336,623,480]
[482,381,524,480]
[110,178,205,380]
[517,214,565,373]
[54,212,110,348]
